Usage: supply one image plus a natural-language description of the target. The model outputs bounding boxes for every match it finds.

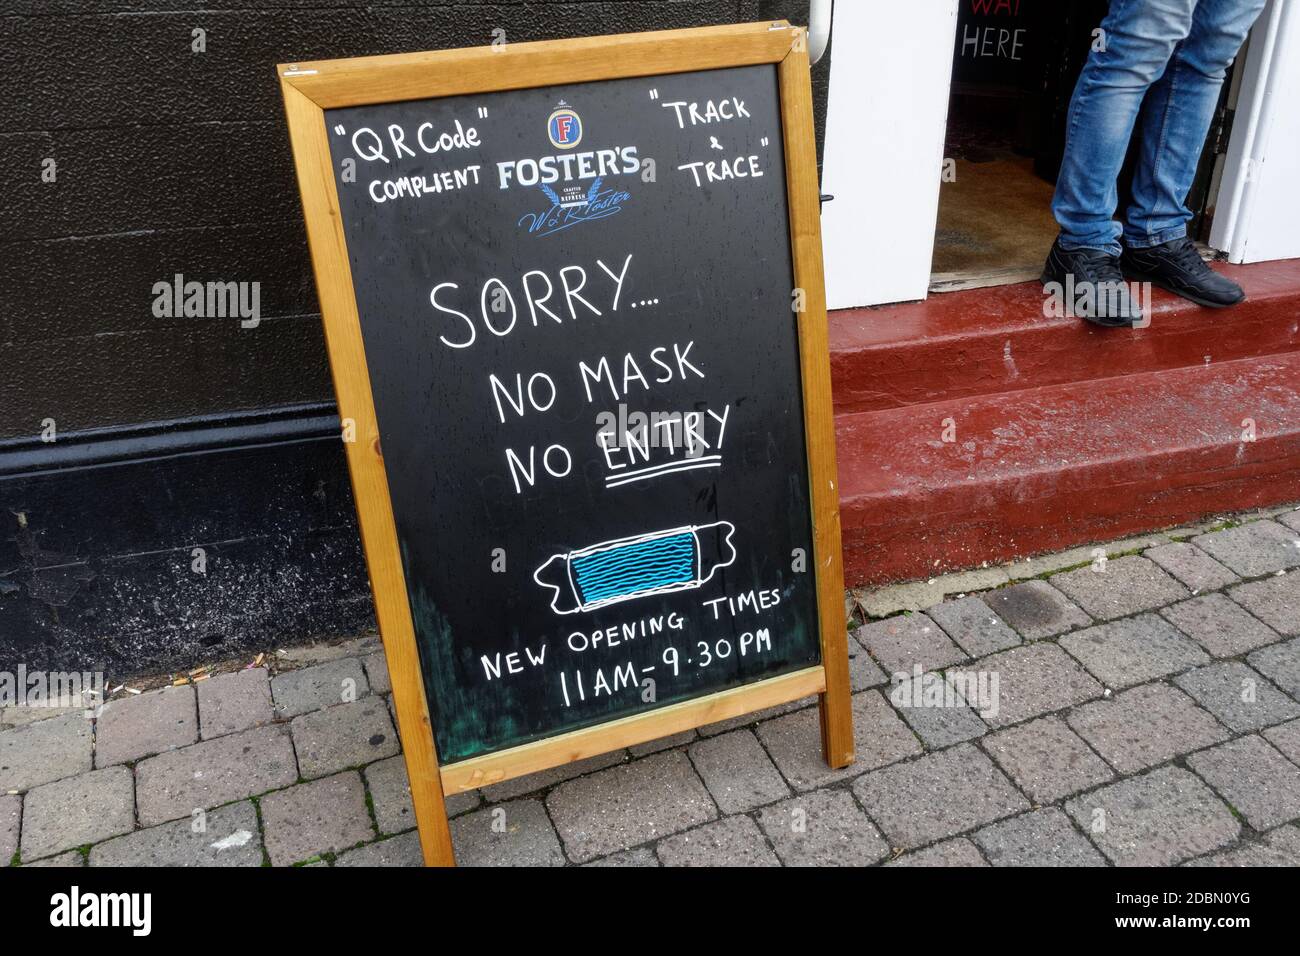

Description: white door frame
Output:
[1210,0,1300,263]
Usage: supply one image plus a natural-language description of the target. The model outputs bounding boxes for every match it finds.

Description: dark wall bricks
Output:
[3,1,783,439]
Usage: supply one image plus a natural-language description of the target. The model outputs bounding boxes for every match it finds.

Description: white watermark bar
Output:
[0,666,105,717]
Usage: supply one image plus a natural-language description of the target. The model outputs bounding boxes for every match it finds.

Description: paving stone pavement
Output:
[94,685,198,767]
[1,793,20,863]
[90,800,263,867]
[1059,614,1209,690]
[1066,683,1229,774]
[260,771,374,866]
[1,506,1298,866]
[291,698,400,779]
[1064,766,1241,866]
[852,743,1029,849]
[197,668,274,740]
[971,807,1106,867]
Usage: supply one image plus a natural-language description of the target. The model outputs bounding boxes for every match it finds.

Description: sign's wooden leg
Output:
[409,761,456,866]
[817,626,855,769]
[390,663,457,865]
[778,32,855,771]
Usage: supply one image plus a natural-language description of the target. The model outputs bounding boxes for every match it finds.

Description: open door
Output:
[1210,0,1300,263]
[822,0,1247,308]
[820,0,959,309]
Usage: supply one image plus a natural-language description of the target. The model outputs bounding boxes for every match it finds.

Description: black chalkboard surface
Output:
[324,63,822,764]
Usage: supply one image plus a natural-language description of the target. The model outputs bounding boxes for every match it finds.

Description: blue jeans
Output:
[1052,0,1267,256]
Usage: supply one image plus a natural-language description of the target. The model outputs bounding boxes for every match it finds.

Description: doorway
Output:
[931,0,1233,292]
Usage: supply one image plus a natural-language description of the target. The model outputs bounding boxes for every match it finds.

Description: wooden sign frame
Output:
[279,20,853,867]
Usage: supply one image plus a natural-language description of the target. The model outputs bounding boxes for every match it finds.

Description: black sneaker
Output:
[1121,237,1245,307]
[1041,238,1144,327]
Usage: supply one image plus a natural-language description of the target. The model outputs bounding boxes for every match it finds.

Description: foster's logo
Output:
[548,103,582,149]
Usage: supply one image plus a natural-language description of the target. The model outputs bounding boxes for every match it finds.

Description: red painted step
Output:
[836,351,1300,587]
[830,259,1300,415]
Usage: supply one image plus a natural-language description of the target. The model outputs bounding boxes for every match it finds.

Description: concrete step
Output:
[829,259,1300,415]
[836,350,1300,586]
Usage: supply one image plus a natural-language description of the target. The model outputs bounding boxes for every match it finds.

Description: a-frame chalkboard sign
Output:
[279,21,853,866]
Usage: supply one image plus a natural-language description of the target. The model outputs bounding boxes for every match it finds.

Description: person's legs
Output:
[1117,0,1268,308]
[1124,0,1268,247]
[1051,0,1196,256]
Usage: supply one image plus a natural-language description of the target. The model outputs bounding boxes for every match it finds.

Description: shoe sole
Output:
[1120,267,1246,309]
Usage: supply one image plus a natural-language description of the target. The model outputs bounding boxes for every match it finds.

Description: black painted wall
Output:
[0,0,832,675]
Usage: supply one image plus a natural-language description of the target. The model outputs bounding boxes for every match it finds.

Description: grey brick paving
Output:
[973,642,1103,728]
[335,830,422,867]
[1060,614,1209,689]
[1185,824,1300,866]
[697,697,810,737]
[450,798,565,866]
[1,705,82,730]
[1145,542,1240,593]
[363,756,414,834]
[271,658,369,719]
[757,690,920,790]
[292,698,399,779]
[971,808,1106,867]
[585,848,659,867]
[981,716,1113,803]
[852,744,1029,850]
[926,596,1021,657]
[361,651,392,695]
[363,754,481,834]
[481,749,628,801]
[21,766,134,861]
[1160,593,1281,658]
[887,838,987,866]
[1281,510,1300,533]
[1193,520,1300,577]
[687,730,789,813]
[755,789,888,866]
[982,580,1091,640]
[11,512,1299,870]
[23,850,85,867]
[135,724,298,826]
[89,800,262,867]
[1185,735,1300,830]
[0,713,93,793]
[1008,546,1113,582]
[1065,766,1239,866]
[1067,683,1229,774]
[260,771,374,866]
[656,816,780,867]
[546,751,715,863]
[846,643,888,691]
[1,794,19,863]
[1263,717,1300,767]
[1009,536,1170,581]
[95,685,198,767]
[196,668,273,739]
[1174,661,1300,733]
[853,612,965,674]
[1052,556,1189,621]
[1247,637,1300,699]
[628,730,696,757]
[1229,573,1299,636]
[888,672,988,747]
